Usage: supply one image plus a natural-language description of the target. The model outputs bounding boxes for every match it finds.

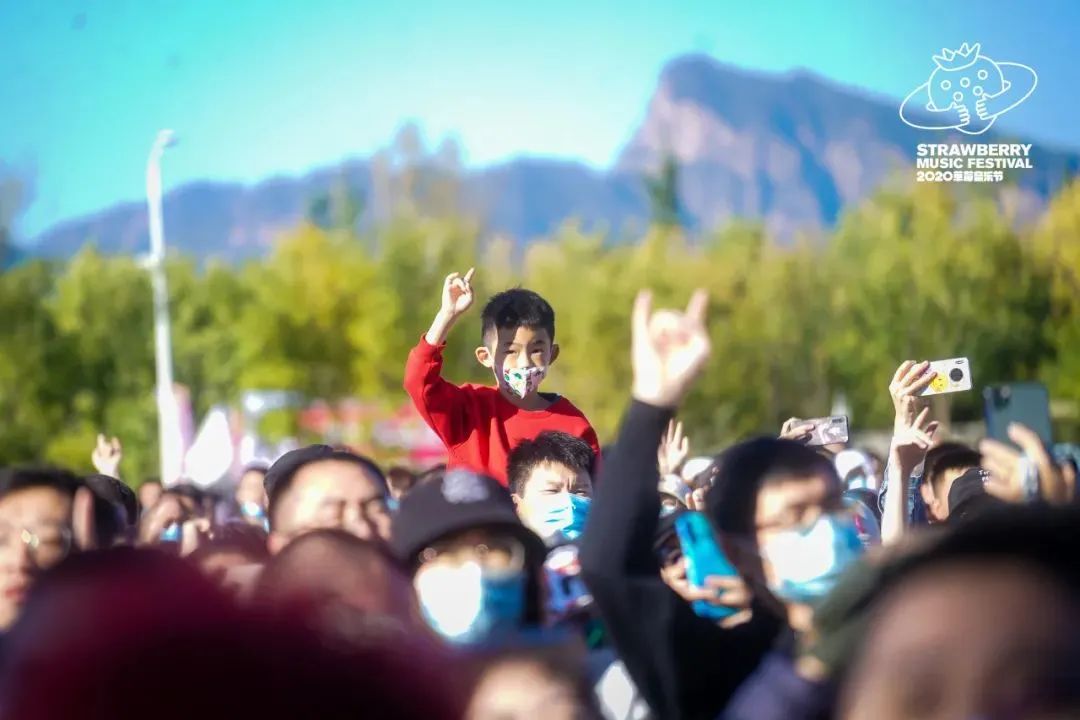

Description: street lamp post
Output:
[146,129,181,485]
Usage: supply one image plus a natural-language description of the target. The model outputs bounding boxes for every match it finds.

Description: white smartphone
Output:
[920,357,973,396]
[800,415,850,446]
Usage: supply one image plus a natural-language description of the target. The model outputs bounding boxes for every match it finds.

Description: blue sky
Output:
[2,0,1077,240]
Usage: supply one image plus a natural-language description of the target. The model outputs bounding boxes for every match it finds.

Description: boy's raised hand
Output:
[425,268,476,345]
[631,289,711,409]
[440,268,475,319]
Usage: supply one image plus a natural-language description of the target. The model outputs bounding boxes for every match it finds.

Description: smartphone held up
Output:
[919,358,973,397]
[983,382,1054,448]
[674,512,737,620]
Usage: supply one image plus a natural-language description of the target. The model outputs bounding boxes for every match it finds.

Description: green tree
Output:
[0,169,30,269]
[1032,178,1080,435]
[644,154,683,229]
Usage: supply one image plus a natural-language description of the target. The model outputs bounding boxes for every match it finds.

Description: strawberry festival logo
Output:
[900,43,1038,184]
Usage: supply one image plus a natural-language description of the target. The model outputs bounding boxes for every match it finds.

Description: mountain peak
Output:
[26,57,1078,260]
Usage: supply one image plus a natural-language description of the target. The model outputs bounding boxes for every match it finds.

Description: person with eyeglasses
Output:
[0,468,82,631]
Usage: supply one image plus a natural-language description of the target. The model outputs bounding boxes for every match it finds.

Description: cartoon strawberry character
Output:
[899,43,1037,136]
[926,43,1005,134]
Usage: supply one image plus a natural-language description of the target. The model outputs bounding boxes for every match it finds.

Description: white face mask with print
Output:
[502,366,547,399]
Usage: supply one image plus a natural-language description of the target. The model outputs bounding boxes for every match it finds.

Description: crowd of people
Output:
[1,267,1078,719]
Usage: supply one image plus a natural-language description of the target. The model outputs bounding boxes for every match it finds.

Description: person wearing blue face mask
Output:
[507,432,595,545]
[235,463,270,530]
[707,438,865,644]
[391,468,548,647]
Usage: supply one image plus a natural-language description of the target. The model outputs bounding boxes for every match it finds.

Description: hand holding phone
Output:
[919,358,973,397]
[674,512,738,619]
[782,416,850,446]
[983,382,1052,447]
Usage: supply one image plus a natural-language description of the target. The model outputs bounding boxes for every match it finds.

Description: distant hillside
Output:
[30,54,1080,261]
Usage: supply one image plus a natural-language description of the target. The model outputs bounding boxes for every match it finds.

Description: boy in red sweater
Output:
[404,268,600,486]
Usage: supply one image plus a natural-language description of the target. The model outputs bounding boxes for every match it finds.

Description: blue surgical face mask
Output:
[760,513,864,605]
[240,502,270,532]
[414,563,526,645]
[535,493,591,541]
[160,522,181,543]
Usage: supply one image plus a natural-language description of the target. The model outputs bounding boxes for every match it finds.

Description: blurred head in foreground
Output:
[256,528,424,645]
[840,506,1080,720]
[0,547,463,720]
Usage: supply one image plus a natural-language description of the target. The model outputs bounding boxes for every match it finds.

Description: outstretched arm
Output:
[880,362,938,545]
[404,268,478,448]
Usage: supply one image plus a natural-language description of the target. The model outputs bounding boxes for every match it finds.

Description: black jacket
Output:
[579,401,781,720]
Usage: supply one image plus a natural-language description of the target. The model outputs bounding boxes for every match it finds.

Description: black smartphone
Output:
[983,382,1053,448]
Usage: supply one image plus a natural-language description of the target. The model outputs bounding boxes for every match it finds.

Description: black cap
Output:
[391,468,545,569]
[948,467,1005,523]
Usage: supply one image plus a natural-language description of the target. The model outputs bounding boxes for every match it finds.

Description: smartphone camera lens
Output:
[949,368,964,382]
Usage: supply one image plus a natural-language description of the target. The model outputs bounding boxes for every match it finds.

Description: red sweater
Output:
[404,336,600,486]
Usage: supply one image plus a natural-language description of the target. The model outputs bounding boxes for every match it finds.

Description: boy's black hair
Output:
[0,467,82,500]
[706,437,840,537]
[923,442,982,492]
[507,431,596,497]
[480,288,556,346]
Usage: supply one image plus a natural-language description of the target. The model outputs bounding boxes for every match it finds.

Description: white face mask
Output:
[501,366,547,399]
[759,513,864,605]
[413,561,525,644]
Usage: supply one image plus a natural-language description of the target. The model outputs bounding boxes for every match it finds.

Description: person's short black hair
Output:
[0,467,82,501]
[264,446,387,530]
[84,474,140,547]
[84,474,139,528]
[166,484,218,515]
[706,437,840,536]
[924,442,982,492]
[506,432,596,497]
[241,463,270,477]
[480,288,555,347]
